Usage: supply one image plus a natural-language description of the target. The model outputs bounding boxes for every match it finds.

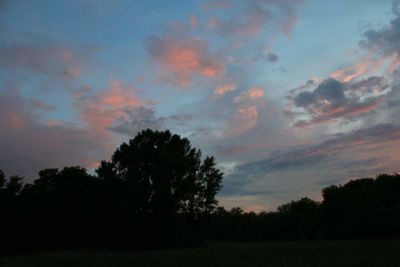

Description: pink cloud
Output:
[76,81,146,135]
[247,87,265,98]
[234,87,265,103]
[214,83,236,96]
[226,105,259,137]
[146,35,224,87]
[294,98,383,128]
[330,59,385,83]
[222,86,267,137]
[331,62,369,82]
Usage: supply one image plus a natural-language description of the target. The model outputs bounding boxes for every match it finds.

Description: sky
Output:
[1,0,400,211]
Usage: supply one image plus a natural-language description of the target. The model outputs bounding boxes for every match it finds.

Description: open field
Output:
[1,240,400,267]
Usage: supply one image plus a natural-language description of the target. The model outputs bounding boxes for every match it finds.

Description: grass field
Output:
[1,240,400,267]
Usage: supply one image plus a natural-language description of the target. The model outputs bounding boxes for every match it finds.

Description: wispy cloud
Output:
[204,0,303,38]
[224,123,400,197]
[0,42,97,80]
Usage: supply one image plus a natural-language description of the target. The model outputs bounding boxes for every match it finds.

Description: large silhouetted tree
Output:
[97,129,223,220]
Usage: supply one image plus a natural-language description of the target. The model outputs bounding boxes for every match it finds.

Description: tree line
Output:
[1,129,399,255]
[204,173,400,242]
[0,130,223,254]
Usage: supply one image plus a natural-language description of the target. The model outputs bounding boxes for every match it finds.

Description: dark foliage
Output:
[321,174,400,238]
[204,174,400,242]
[0,129,223,255]
[1,128,400,255]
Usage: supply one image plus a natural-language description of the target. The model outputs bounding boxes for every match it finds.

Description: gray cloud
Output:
[359,0,400,58]
[294,79,346,108]
[287,77,388,127]
[110,106,196,138]
[347,76,389,96]
[110,107,165,136]
[265,53,279,63]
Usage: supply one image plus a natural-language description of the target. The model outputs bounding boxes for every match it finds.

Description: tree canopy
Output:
[97,129,223,219]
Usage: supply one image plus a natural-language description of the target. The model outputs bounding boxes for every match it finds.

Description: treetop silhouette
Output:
[97,129,223,219]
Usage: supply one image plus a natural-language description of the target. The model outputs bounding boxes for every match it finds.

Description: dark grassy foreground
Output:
[1,240,400,267]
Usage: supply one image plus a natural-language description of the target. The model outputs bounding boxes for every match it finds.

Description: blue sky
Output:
[1,0,400,211]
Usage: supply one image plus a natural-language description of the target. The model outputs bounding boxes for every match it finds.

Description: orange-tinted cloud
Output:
[331,62,369,82]
[146,35,224,87]
[224,105,259,137]
[330,58,385,83]
[76,81,146,135]
[222,86,267,137]
[234,87,265,103]
[214,83,236,96]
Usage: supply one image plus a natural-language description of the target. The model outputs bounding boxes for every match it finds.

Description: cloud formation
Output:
[359,1,400,72]
[146,35,224,87]
[214,83,236,96]
[360,1,400,58]
[74,81,147,136]
[221,86,267,137]
[110,106,165,136]
[287,78,387,127]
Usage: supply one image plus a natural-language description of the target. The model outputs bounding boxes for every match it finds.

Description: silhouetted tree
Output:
[0,169,5,188]
[4,175,24,196]
[276,197,321,239]
[322,173,400,238]
[96,161,117,181]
